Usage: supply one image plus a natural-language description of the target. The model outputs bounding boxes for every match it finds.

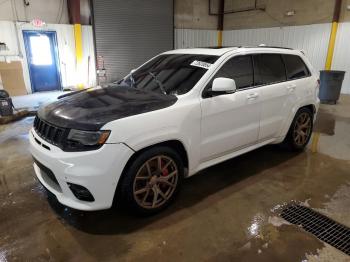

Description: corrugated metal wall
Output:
[92,0,174,83]
[175,29,218,49]
[223,23,332,73]
[174,24,331,72]
[175,23,349,94]
[332,22,350,94]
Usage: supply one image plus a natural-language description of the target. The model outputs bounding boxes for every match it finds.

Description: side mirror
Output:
[212,77,237,93]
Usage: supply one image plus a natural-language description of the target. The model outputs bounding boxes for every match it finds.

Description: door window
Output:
[205,55,254,95]
[253,54,286,85]
[29,35,53,66]
[283,54,310,80]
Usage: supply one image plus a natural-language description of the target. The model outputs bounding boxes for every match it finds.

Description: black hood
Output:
[37,87,177,130]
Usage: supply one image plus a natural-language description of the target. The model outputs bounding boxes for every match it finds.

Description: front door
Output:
[23,31,61,92]
[200,55,261,162]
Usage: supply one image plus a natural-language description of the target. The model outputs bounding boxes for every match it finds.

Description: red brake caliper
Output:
[161,160,169,176]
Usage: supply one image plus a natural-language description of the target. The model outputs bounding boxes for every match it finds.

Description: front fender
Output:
[101,99,202,175]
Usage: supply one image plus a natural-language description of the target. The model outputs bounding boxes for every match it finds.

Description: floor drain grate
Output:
[281,204,350,255]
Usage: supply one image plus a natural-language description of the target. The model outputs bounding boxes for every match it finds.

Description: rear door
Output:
[253,54,290,141]
[282,54,313,111]
[200,55,261,162]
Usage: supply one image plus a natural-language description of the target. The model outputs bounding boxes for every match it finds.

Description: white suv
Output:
[29,46,319,214]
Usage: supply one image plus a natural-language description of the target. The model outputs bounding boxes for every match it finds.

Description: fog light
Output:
[67,183,95,202]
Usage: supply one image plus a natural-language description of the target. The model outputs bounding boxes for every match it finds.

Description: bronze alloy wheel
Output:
[293,112,312,147]
[133,155,179,209]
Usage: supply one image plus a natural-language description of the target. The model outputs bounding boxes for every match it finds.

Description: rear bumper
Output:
[29,128,134,211]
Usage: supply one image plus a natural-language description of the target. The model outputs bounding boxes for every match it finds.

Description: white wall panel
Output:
[17,23,76,92]
[0,21,96,93]
[223,24,332,74]
[82,26,97,88]
[0,21,19,58]
[175,29,218,49]
[332,22,350,94]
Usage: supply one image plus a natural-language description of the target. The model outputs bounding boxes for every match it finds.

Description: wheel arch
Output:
[130,140,189,170]
[113,139,189,206]
[276,103,317,143]
[301,104,316,115]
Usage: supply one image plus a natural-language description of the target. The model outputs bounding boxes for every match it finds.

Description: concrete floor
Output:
[1,96,350,261]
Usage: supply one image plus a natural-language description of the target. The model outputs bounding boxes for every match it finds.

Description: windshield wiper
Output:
[148,72,167,95]
[130,72,137,88]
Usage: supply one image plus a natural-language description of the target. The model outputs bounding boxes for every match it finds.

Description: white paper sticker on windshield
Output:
[190,60,212,69]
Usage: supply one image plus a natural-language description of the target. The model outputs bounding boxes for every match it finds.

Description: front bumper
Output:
[29,128,134,211]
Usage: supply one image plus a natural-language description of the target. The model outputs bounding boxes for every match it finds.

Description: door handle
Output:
[247,93,259,99]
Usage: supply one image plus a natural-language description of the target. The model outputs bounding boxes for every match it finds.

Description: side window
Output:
[283,54,310,80]
[253,54,286,85]
[206,55,254,92]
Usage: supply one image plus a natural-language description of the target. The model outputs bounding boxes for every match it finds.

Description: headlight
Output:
[66,129,110,150]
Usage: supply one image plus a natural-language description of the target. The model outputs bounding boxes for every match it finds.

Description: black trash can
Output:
[0,97,14,116]
[319,70,345,104]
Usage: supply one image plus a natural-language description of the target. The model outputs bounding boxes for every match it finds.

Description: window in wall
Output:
[29,35,53,66]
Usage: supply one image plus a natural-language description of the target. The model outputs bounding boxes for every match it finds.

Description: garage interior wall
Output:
[222,24,332,73]
[92,0,174,83]
[0,0,70,24]
[0,0,95,95]
[174,0,350,94]
[0,21,96,94]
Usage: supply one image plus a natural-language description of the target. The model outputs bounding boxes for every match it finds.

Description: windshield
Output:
[118,54,219,95]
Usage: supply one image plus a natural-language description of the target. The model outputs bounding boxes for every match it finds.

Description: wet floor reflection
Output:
[1,98,350,261]
[314,110,336,136]
[312,108,350,161]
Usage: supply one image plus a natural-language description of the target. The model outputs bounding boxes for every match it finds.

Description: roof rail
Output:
[202,45,294,50]
[204,46,241,49]
[255,45,294,50]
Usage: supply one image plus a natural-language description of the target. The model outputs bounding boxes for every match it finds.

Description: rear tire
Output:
[120,146,183,215]
[283,107,313,151]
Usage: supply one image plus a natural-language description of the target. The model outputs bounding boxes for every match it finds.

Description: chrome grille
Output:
[33,116,66,146]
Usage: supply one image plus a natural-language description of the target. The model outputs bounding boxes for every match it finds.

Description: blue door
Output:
[23,31,62,92]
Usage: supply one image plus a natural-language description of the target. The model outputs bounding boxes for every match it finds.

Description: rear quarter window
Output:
[283,54,311,80]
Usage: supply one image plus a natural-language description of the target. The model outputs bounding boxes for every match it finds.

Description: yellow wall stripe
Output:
[73,24,83,88]
[217,30,223,48]
[74,24,83,64]
[325,22,338,70]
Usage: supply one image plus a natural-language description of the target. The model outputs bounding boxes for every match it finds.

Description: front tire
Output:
[284,107,314,151]
[120,146,183,215]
